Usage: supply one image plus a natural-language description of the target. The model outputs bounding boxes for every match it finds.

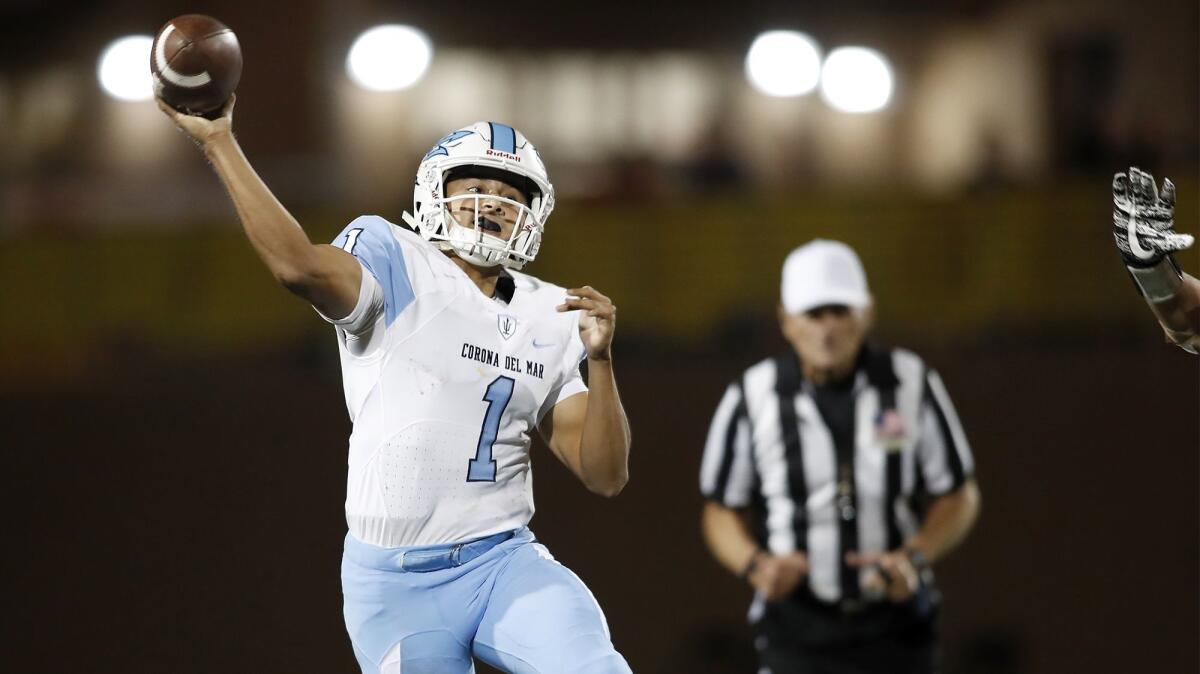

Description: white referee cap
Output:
[780,239,871,314]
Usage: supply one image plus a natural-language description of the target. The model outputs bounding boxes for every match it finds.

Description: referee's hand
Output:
[847,550,919,603]
[748,552,808,601]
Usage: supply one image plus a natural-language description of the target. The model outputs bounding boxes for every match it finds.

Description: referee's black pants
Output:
[753,592,939,674]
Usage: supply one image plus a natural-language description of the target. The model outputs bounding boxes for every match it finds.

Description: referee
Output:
[699,240,981,674]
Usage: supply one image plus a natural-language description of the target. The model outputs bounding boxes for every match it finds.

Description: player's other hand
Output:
[156,94,235,149]
[748,551,808,602]
[847,549,919,603]
[1113,166,1193,267]
[557,286,616,361]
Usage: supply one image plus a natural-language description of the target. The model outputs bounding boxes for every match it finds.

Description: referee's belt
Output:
[793,586,939,619]
[794,589,883,617]
[400,530,515,573]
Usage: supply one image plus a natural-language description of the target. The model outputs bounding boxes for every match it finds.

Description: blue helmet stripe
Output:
[489,122,516,154]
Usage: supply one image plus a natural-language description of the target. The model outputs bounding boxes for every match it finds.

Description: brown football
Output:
[151,14,242,117]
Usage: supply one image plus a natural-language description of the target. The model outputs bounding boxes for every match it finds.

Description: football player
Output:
[157,96,633,673]
[1112,167,1199,354]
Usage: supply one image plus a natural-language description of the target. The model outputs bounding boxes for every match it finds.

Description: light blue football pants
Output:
[341,528,632,674]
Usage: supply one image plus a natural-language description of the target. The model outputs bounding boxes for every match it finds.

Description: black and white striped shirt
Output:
[699,343,974,605]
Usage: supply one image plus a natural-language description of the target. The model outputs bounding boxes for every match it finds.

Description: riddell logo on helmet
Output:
[486,149,521,162]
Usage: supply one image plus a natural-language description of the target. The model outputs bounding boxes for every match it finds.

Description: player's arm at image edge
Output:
[201,131,363,319]
[1151,273,1200,352]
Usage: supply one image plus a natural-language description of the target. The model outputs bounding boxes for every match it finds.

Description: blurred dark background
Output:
[3,0,1197,672]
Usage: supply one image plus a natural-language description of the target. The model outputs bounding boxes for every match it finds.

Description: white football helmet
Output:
[403,121,555,270]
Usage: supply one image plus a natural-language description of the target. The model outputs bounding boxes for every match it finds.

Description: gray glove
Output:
[1112,167,1193,267]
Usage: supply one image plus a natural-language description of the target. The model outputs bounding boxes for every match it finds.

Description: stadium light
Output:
[819,46,893,113]
[745,30,821,97]
[347,25,432,92]
[98,35,155,101]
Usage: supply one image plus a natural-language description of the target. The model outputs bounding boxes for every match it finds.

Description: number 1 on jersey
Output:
[341,228,363,254]
[467,376,515,482]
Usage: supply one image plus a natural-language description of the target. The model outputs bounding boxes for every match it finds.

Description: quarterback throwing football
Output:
[158,96,632,673]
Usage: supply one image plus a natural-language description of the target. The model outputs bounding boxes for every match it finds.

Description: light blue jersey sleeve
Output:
[536,316,589,423]
[331,215,417,326]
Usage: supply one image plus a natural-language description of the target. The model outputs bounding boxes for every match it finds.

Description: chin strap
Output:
[405,208,529,270]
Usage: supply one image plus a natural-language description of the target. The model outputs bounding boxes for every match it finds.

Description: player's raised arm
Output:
[157,98,362,319]
[1149,272,1200,352]
[1112,167,1200,353]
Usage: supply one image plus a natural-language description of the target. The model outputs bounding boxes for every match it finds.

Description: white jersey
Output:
[321,215,589,548]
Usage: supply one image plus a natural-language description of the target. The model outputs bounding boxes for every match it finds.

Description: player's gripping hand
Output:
[558,286,616,361]
[1113,166,1193,267]
[156,94,235,149]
